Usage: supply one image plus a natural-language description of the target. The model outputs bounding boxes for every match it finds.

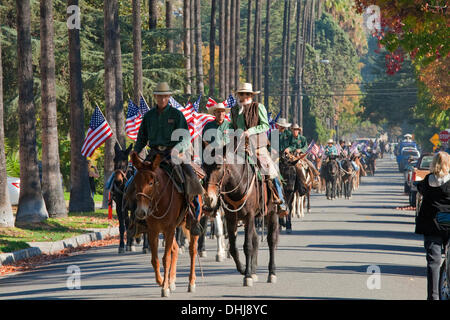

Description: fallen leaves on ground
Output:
[395,205,416,211]
[0,236,120,276]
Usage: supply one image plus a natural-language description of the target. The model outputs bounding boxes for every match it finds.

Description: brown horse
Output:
[131,152,199,297]
[202,148,280,286]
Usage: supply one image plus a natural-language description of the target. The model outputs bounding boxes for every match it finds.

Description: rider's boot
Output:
[189,195,202,236]
[273,177,288,217]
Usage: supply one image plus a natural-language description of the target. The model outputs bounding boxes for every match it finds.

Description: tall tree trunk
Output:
[280,0,288,117]
[15,0,49,225]
[229,0,236,92]
[263,0,271,108]
[40,0,67,218]
[103,0,117,209]
[0,22,14,227]
[285,0,292,119]
[183,0,192,95]
[254,0,262,95]
[246,0,252,82]
[219,0,225,98]
[68,0,94,213]
[194,0,204,95]
[293,0,302,125]
[235,0,241,88]
[113,0,125,149]
[166,0,174,53]
[209,0,217,97]
[149,0,158,49]
[133,0,143,103]
[310,0,315,46]
[190,0,196,94]
[224,0,231,95]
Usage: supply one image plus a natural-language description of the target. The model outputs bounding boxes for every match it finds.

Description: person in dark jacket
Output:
[415,151,450,300]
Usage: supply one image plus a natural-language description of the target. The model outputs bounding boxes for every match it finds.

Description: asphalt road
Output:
[0,156,427,300]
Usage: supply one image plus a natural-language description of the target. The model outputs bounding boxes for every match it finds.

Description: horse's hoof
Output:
[267,274,277,283]
[199,251,207,258]
[169,282,176,292]
[118,247,125,254]
[243,277,253,287]
[130,245,136,252]
[215,254,224,262]
[188,283,196,293]
[227,251,232,259]
[286,228,292,234]
[251,274,258,282]
[161,288,171,297]
[125,246,131,252]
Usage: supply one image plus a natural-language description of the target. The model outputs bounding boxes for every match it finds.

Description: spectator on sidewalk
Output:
[88,159,99,199]
[415,151,450,300]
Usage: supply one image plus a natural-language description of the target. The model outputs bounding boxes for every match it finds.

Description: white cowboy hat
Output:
[208,102,227,114]
[153,82,172,95]
[404,133,412,138]
[290,123,302,130]
[276,118,291,128]
[235,82,261,95]
[327,139,334,144]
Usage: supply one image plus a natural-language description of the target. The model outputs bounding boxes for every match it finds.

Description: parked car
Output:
[409,153,434,207]
[398,147,420,172]
[7,176,20,205]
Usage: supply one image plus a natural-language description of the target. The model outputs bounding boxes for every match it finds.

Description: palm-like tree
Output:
[68,0,95,213]
[15,0,49,226]
[40,0,67,218]
[0,22,14,227]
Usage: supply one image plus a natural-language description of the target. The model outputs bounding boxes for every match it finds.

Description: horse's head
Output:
[114,143,133,185]
[202,153,225,212]
[131,151,161,220]
[327,159,339,176]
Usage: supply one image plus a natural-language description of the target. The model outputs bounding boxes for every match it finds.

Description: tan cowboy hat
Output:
[153,82,172,95]
[208,102,227,114]
[235,82,261,95]
[276,118,291,128]
[327,139,334,144]
[291,123,302,130]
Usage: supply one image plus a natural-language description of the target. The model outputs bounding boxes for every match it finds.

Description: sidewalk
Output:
[0,201,119,266]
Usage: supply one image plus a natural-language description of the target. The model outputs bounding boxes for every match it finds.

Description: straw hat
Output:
[276,118,291,128]
[153,82,172,95]
[327,139,334,144]
[291,123,302,130]
[404,133,412,138]
[235,83,261,95]
[208,102,227,114]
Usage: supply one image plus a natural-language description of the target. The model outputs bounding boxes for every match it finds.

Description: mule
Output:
[131,152,199,297]
[111,143,148,253]
[324,158,339,200]
[202,148,280,286]
[340,158,354,199]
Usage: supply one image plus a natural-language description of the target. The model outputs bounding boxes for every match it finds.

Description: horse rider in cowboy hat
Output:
[230,82,288,214]
[202,102,231,148]
[132,82,203,235]
[288,123,319,176]
[324,139,338,160]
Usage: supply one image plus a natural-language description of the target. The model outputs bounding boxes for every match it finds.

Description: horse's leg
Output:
[267,211,279,283]
[307,191,311,213]
[188,229,199,293]
[225,214,244,275]
[161,229,176,297]
[214,213,226,262]
[148,230,163,287]
[243,214,256,286]
[143,233,149,254]
[116,200,126,254]
[169,234,179,293]
[250,218,259,282]
[198,215,208,257]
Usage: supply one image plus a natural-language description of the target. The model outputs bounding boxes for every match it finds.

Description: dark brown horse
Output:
[131,152,199,297]
[340,158,354,199]
[202,148,280,286]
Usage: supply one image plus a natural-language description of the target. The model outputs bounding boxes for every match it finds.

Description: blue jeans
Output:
[273,177,286,206]
[424,235,448,300]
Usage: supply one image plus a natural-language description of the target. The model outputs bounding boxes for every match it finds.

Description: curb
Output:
[0,227,119,266]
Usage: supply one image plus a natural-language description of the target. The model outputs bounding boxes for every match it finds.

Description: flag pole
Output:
[95,102,122,150]
[139,91,150,109]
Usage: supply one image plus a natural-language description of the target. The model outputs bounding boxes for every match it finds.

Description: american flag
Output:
[206,97,218,110]
[268,111,281,133]
[190,112,216,142]
[81,106,113,157]
[224,94,236,108]
[139,96,150,115]
[125,99,142,141]
[318,145,325,157]
[306,140,320,155]
[349,141,358,154]
[193,95,202,112]
[335,142,342,154]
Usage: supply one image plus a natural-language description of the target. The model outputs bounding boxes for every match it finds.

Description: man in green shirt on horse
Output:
[202,102,231,148]
[230,83,288,215]
[131,82,203,235]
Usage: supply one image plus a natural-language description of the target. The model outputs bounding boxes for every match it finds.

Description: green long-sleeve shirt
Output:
[202,119,231,147]
[232,103,270,135]
[134,104,190,154]
[289,134,308,153]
